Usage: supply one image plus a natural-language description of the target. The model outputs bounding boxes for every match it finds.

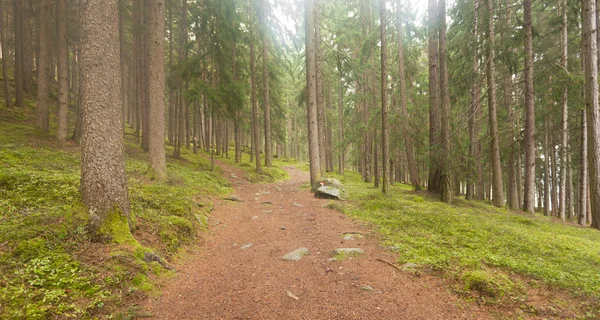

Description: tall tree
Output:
[57,0,69,142]
[439,0,452,203]
[80,0,131,235]
[558,0,568,220]
[36,0,51,133]
[12,0,23,107]
[305,0,321,189]
[148,0,167,180]
[523,0,536,213]
[262,0,272,167]
[583,0,600,229]
[428,0,441,193]
[380,0,389,193]
[397,0,420,190]
[250,0,262,174]
[466,0,480,201]
[485,0,504,207]
[0,1,11,109]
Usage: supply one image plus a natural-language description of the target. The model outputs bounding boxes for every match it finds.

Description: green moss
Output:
[97,209,139,247]
[461,269,519,299]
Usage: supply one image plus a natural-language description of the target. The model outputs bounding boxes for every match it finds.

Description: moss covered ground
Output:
[0,102,231,318]
[323,170,600,316]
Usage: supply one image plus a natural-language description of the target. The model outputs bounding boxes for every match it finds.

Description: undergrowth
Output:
[0,111,231,318]
[325,171,600,314]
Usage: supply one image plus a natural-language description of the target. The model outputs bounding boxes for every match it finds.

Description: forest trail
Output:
[141,162,489,319]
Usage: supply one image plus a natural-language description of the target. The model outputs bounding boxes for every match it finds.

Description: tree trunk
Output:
[36,0,51,133]
[523,0,536,214]
[315,2,327,178]
[428,0,441,194]
[583,0,600,229]
[559,0,568,219]
[579,109,588,225]
[380,0,390,193]
[262,0,272,167]
[544,118,550,216]
[439,0,452,203]
[338,79,344,175]
[118,0,127,128]
[12,0,23,107]
[467,0,480,201]
[0,2,11,109]
[80,0,131,236]
[250,0,262,174]
[397,0,421,191]
[57,0,69,142]
[148,0,167,180]
[305,0,321,189]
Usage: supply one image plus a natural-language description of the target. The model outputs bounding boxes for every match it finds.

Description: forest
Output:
[1,0,600,318]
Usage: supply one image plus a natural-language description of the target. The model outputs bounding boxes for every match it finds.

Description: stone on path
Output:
[251,215,258,220]
[342,232,364,241]
[282,247,310,261]
[333,248,364,256]
[292,202,303,207]
[224,195,244,202]
[401,262,418,272]
[240,243,253,249]
[314,186,346,200]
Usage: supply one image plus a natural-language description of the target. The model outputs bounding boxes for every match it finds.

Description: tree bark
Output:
[12,0,23,107]
[0,2,12,109]
[57,0,69,142]
[428,0,441,194]
[544,118,550,216]
[467,0,480,201]
[439,0,452,203]
[36,0,51,133]
[315,1,327,177]
[305,0,321,189]
[579,109,588,225]
[559,0,568,219]
[262,0,272,167]
[583,0,600,229]
[148,0,167,180]
[338,78,344,175]
[485,0,504,207]
[523,0,536,214]
[380,0,389,193]
[250,0,262,174]
[80,0,131,236]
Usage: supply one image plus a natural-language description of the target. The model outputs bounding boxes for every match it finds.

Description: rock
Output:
[321,178,344,189]
[280,226,286,230]
[282,247,310,261]
[240,243,253,249]
[342,232,364,241]
[224,195,244,202]
[401,262,419,271]
[261,201,274,205]
[285,290,300,300]
[262,210,273,214]
[360,285,374,292]
[333,248,364,256]
[251,215,258,220]
[292,202,303,207]
[314,186,346,200]
[143,252,172,270]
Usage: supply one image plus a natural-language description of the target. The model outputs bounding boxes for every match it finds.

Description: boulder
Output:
[282,247,310,261]
[314,186,346,200]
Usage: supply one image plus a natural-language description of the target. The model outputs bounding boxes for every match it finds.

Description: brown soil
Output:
[141,162,491,319]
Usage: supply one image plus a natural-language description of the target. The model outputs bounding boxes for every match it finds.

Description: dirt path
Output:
[141,163,489,319]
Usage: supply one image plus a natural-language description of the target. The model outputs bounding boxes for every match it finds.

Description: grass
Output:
[0,104,231,318]
[324,171,600,313]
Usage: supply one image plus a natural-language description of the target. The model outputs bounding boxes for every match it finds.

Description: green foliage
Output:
[0,120,231,318]
[331,172,600,302]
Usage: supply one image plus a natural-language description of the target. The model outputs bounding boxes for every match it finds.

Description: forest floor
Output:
[140,161,491,319]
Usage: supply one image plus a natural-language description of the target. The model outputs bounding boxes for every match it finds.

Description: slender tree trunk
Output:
[36,0,51,133]
[523,0,536,213]
[12,0,23,107]
[579,109,588,225]
[559,4,569,219]
[338,78,344,175]
[305,0,320,189]
[250,0,262,174]
[439,0,452,203]
[467,0,480,200]
[57,0,69,142]
[315,2,327,177]
[485,0,504,207]
[584,0,600,229]
[544,118,551,216]
[148,0,167,179]
[380,0,389,193]
[118,0,127,128]
[262,0,272,167]
[428,0,441,194]
[80,0,131,235]
[0,2,12,109]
